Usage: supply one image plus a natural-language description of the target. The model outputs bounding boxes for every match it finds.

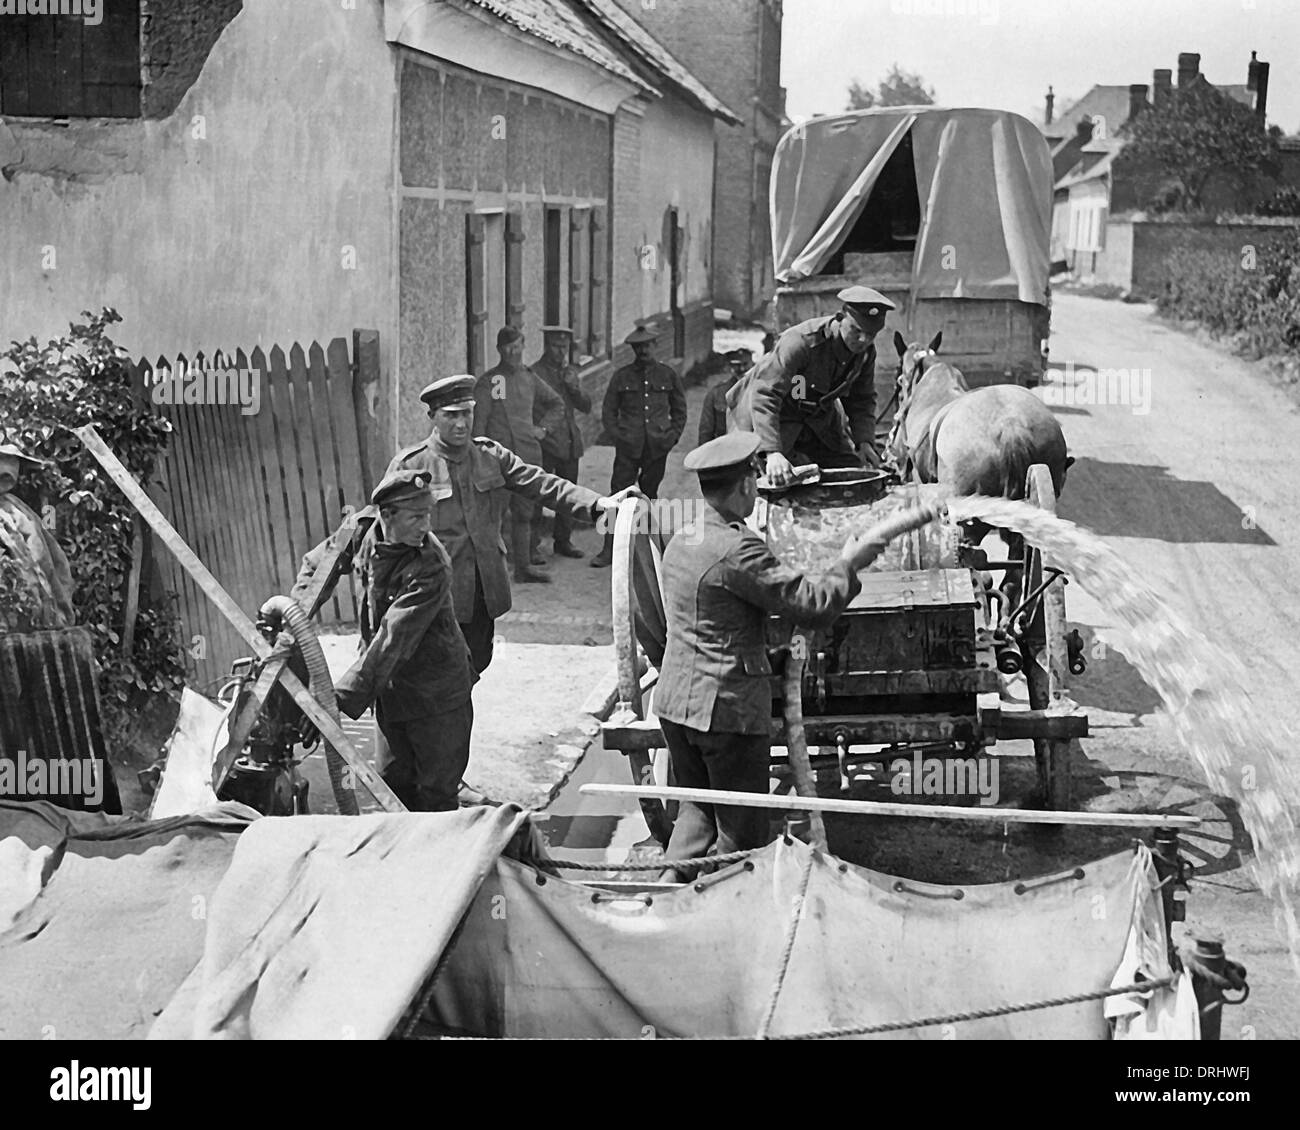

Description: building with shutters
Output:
[0,0,737,461]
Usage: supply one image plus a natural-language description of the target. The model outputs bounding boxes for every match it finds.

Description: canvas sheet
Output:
[150,803,535,1040]
[0,800,254,1039]
[430,839,1177,1039]
[771,107,1053,304]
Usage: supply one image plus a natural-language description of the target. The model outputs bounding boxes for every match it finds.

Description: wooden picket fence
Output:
[129,331,380,691]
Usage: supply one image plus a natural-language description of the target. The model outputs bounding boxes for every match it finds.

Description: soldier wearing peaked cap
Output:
[531,325,592,559]
[591,324,687,567]
[653,429,944,877]
[290,468,476,812]
[726,285,897,488]
[386,374,642,675]
[698,348,755,447]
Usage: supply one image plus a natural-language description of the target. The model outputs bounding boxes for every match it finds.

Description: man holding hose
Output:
[653,431,943,877]
[291,469,475,812]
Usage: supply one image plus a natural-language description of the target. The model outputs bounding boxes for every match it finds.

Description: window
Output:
[0,1,142,118]
[466,211,507,374]
[543,206,563,326]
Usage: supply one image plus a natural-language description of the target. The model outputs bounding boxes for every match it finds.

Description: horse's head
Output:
[893,330,944,400]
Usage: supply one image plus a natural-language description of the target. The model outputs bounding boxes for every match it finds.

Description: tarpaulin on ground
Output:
[150,804,535,1039]
[0,800,255,1039]
[771,107,1052,303]
[429,838,1181,1039]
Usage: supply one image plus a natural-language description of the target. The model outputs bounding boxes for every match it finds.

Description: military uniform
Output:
[727,288,896,467]
[655,433,862,864]
[532,326,592,553]
[601,328,687,499]
[292,471,476,812]
[387,432,603,674]
[697,350,752,447]
[474,359,565,566]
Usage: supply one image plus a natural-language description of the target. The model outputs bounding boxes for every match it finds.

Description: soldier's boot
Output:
[554,540,584,559]
[590,530,614,568]
[512,509,548,581]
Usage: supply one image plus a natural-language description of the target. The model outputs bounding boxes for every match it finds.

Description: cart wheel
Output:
[612,498,673,845]
[1020,464,1073,810]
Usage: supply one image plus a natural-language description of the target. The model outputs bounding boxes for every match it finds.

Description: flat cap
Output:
[496,325,523,347]
[837,285,897,322]
[625,325,658,345]
[419,374,477,410]
[0,442,46,467]
[372,469,434,509]
[541,325,574,337]
[683,430,761,474]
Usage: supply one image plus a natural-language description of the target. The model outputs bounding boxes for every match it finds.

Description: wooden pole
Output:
[782,637,827,850]
[74,424,403,813]
[578,783,1201,829]
[120,514,144,656]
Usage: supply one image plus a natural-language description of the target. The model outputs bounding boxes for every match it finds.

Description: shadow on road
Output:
[1066,621,1163,716]
[1058,457,1275,545]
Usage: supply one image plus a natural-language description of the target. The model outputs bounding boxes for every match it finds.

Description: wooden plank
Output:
[578,784,1202,829]
[304,342,348,622]
[191,351,244,633]
[74,424,401,813]
[23,14,56,116]
[325,337,365,621]
[0,11,31,114]
[265,346,314,576]
[245,346,293,582]
[53,15,85,118]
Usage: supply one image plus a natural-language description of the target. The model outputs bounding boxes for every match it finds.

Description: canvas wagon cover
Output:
[771,107,1053,303]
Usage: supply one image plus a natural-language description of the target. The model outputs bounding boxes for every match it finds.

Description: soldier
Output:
[475,325,566,581]
[653,431,942,879]
[727,286,896,488]
[0,441,74,630]
[388,375,641,675]
[697,348,754,446]
[292,469,475,812]
[531,325,591,559]
[591,325,687,568]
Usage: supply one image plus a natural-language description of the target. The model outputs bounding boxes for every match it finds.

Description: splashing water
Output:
[946,494,1300,978]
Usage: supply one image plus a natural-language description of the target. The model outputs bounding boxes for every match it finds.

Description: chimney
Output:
[1153,69,1172,106]
[1177,52,1200,89]
[1045,85,1055,125]
[1255,61,1269,122]
[1247,50,1259,91]
[1128,83,1149,122]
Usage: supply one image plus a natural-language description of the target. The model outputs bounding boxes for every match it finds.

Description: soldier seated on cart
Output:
[726,286,894,488]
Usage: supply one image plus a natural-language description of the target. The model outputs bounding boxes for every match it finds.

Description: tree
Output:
[846,64,935,111]
[1117,81,1280,212]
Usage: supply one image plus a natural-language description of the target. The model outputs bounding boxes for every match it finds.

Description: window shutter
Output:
[466,213,488,374]
[505,210,526,328]
[588,206,607,358]
[569,209,589,351]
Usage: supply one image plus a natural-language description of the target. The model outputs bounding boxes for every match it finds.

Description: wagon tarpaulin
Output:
[771,107,1053,304]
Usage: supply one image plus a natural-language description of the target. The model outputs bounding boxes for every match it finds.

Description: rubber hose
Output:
[259,595,359,816]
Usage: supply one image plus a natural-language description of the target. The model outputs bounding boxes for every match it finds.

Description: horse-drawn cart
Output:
[599,461,1089,846]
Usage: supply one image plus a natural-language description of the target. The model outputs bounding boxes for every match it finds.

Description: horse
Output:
[887,331,1073,500]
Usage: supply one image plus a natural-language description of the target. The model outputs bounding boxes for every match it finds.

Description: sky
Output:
[782,0,1300,134]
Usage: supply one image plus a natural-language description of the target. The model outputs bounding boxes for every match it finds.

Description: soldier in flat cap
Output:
[387,374,641,675]
[592,324,687,568]
[698,348,754,447]
[531,325,592,559]
[0,440,74,630]
[474,325,566,582]
[727,286,897,488]
[291,469,475,811]
[653,431,943,877]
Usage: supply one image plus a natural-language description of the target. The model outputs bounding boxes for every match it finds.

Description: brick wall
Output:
[1115,219,1300,298]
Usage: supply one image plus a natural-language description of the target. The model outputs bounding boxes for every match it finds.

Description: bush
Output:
[1156,232,1300,358]
[0,309,186,749]
[1256,185,1300,218]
